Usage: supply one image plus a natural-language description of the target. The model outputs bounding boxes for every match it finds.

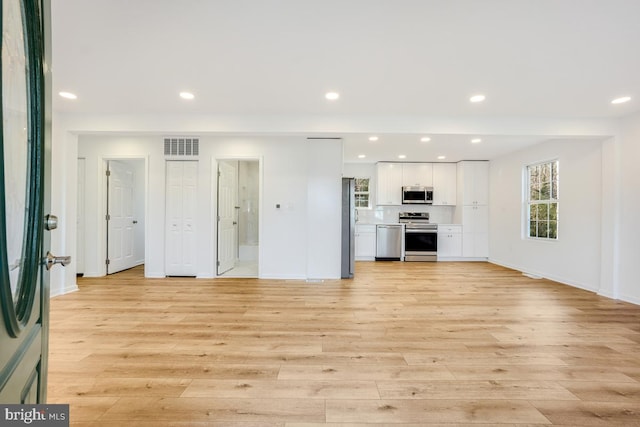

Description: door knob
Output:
[44,251,71,270]
[44,214,58,230]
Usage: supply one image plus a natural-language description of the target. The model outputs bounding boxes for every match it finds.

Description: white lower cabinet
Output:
[437,225,462,258]
[463,231,489,258]
[461,205,489,258]
[355,224,377,260]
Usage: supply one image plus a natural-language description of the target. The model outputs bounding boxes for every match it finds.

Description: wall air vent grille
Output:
[164,137,200,158]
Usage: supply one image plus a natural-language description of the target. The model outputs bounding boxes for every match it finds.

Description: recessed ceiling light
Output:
[611,96,631,104]
[470,94,486,103]
[471,138,482,143]
[180,92,195,100]
[420,137,431,142]
[368,136,379,142]
[59,91,77,99]
[398,154,407,159]
[437,155,446,160]
[325,92,340,100]
[358,154,366,159]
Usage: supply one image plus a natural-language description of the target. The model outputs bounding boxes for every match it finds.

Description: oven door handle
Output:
[405,228,437,233]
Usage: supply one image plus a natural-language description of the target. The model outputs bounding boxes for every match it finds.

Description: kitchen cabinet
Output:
[355,224,376,260]
[437,224,462,258]
[463,229,489,258]
[455,161,489,259]
[402,163,433,187]
[432,163,457,205]
[376,163,403,205]
[461,205,488,257]
[461,205,488,234]
[458,160,489,205]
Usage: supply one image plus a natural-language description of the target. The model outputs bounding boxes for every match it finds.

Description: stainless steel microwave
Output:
[402,186,433,204]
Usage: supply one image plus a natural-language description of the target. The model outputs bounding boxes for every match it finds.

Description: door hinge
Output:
[218,171,221,177]
[105,259,110,265]
[217,215,220,221]
[106,170,111,177]
[106,214,111,220]
[217,261,220,266]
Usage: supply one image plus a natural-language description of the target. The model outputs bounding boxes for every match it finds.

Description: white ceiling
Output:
[51,0,639,162]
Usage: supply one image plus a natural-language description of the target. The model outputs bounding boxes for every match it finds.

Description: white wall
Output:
[617,112,640,303]
[307,139,343,279]
[76,134,343,281]
[489,139,603,292]
[77,138,156,276]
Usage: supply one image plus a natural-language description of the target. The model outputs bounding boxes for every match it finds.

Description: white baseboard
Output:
[80,271,104,278]
[489,258,598,294]
[259,274,306,280]
[50,283,79,298]
[619,292,640,305]
[145,272,166,278]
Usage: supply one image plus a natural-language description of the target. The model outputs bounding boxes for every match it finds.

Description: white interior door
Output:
[107,160,136,274]
[217,161,237,275]
[165,161,197,276]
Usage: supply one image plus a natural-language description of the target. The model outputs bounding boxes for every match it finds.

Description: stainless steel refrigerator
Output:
[341,177,355,278]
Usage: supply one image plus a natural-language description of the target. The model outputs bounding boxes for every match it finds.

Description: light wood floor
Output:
[48,262,640,426]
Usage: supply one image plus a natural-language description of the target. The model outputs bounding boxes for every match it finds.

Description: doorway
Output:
[105,159,146,274]
[217,159,260,277]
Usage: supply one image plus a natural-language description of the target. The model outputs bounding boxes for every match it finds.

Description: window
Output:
[527,160,559,239]
[354,178,370,208]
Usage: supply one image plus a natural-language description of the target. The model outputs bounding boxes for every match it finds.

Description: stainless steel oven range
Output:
[399,212,437,261]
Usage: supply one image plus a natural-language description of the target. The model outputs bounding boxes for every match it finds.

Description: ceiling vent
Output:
[164,137,199,158]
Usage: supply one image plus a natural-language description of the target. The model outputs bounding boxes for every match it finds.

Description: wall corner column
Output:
[598,136,620,300]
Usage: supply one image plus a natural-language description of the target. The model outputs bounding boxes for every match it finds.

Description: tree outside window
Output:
[527,160,559,239]
[354,178,370,208]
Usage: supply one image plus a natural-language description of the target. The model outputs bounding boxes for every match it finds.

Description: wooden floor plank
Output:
[47,262,640,425]
[181,379,380,399]
[325,399,552,424]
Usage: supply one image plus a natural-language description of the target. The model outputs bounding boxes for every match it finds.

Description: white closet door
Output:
[165,161,197,276]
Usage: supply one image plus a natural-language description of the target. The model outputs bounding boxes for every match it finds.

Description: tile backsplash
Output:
[357,205,456,224]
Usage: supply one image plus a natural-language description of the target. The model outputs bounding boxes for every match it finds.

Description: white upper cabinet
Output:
[402,163,433,187]
[458,161,489,205]
[376,163,403,205]
[432,163,457,206]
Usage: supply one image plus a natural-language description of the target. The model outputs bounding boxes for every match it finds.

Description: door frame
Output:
[212,156,263,278]
[95,156,149,276]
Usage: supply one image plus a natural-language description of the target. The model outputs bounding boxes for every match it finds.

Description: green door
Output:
[1,0,57,404]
